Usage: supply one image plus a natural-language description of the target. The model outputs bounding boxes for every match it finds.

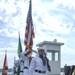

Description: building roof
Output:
[36,41,64,46]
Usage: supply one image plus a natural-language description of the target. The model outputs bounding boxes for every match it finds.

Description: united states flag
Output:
[24,0,35,50]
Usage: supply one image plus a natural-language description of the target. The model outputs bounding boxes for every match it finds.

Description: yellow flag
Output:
[74,68,75,75]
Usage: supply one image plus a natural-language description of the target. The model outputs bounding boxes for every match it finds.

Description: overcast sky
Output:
[0,0,75,68]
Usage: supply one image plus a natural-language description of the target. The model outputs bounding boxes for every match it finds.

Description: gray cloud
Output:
[0,20,7,29]
[12,7,20,17]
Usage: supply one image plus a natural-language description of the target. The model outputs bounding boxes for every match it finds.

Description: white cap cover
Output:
[37,47,45,51]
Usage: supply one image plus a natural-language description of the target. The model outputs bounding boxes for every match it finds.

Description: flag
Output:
[17,32,22,75]
[2,51,8,75]
[74,68,75,75]
[17,32,22,58]
[24,0,35,50]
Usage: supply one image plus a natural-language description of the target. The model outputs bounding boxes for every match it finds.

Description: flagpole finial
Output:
[14,56,16,63]
[30,0,32,4]
[18,31,20,35]
[5,50,7,54]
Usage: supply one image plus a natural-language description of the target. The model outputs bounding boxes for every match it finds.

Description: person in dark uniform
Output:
[64,64,71,75]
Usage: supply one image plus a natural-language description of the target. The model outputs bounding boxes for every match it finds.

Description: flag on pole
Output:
[17,32,22,58]
[2,51,8,75]
[24,0,35,55]
[74,68,75,75]
[17,32,22,75]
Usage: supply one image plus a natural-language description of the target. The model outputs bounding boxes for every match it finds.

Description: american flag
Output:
[24,0,35,50]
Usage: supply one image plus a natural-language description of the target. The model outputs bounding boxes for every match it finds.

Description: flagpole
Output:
[32,50,38,54]
[5,50,7,54]
[13,56,15,68]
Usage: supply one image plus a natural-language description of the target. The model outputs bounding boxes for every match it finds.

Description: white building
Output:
[36,40,64,75]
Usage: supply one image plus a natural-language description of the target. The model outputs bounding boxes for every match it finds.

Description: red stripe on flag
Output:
[2,52,8,75]
[3,54,8,70]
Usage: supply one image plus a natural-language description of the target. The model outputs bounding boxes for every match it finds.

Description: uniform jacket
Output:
[29,55,47,75]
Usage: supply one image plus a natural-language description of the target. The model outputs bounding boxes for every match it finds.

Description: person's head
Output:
[37,47,45,56]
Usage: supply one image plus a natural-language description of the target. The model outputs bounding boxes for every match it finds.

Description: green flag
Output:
[17,32,22,58]
[17,32,22,75]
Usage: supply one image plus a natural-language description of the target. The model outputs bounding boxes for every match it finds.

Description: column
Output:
[52,52,55,61]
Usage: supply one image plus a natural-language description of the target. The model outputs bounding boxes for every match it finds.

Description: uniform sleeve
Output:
[18,58,22,65]
[20,52,27,60]
[29,58,36,75]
